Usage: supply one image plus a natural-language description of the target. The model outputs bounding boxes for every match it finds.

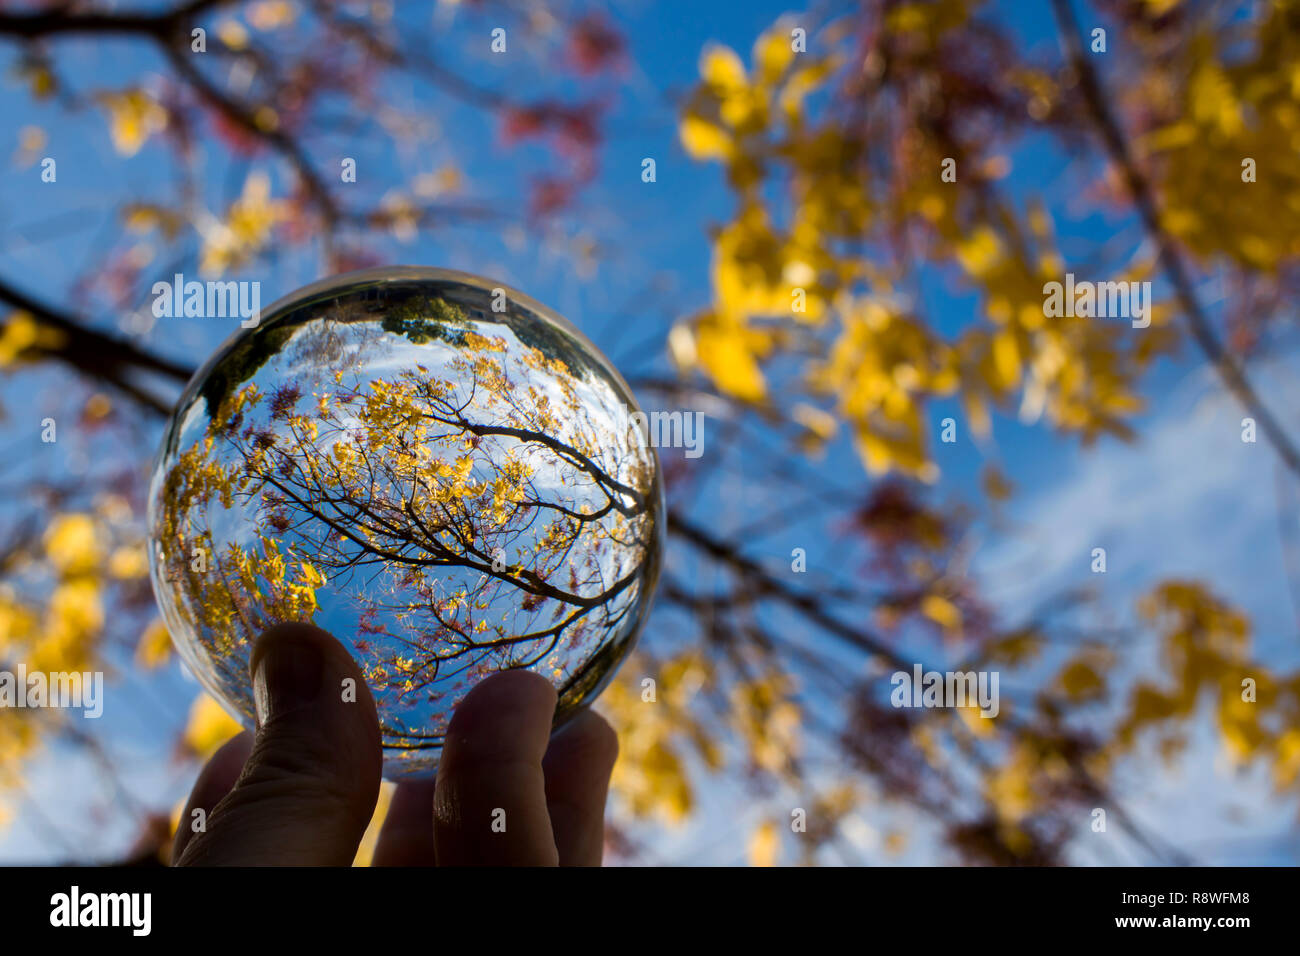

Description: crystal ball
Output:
[147,267,664,779]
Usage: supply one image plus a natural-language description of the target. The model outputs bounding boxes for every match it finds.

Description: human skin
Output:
[172,623,618,866]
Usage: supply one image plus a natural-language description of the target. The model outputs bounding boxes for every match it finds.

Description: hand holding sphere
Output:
[149,268,663,783]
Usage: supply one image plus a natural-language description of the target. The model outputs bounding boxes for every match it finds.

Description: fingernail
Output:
[253,636,324,725]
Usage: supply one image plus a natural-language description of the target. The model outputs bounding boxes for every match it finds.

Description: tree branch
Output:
[0,276,194,414]
[0,0,231,39]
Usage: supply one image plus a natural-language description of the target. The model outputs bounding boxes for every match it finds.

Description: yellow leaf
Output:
[921,593,962,632]
[748,820,779,867]
[1189,63,1242,137]
[887,4,931,34]
[227,171,280,243]
[26,64,55,99]
[248,0,297,30]
[991,330,1021,389]
[217,19,249,50]
[1275,729,1300,788]
[1058,659,1104,701]
[955,227,1003,278]
[700,44,748,92]
[1141,121,1197,153]
[958,702,996,737]
[123,203,184,239]
[44,513,99,577]
[200,170,287,275]
[696,322,766,401]
[792,403,838,443]
[84,392,113,421]
[182,694,243,758]
[12,125,46,168]
[107,545,147,579]
[300,562,326,588]
[779,58,837,120]
[135,619,173,669]
[752,22,796,85]
[98,90,167,157]
[0,311,67,366]
[963,391,991,438]
[986,748,1036,822]
[680,113,733,160]
[413,165,462,198]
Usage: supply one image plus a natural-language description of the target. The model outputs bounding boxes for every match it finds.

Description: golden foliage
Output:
[0,311,67,367]
[674,9,1167,480]
[97,89,168,157]
[200,171,289,275]
[1134,11,1300,270]
[181,694,243,759]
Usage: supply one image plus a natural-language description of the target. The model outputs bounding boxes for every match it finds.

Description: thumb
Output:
[175,623,382,866]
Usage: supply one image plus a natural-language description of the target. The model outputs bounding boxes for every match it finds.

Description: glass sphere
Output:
[147,267,664,779]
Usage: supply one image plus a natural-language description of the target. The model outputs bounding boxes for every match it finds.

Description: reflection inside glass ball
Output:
[148,268,664,779]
